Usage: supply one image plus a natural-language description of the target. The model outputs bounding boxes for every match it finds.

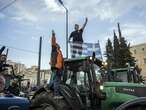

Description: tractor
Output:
[31,56,105,110]
[96,61,146,110]
[31,56,146,110]
[0,46,30,110]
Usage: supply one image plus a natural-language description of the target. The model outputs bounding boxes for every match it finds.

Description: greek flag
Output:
[70,42,102,60]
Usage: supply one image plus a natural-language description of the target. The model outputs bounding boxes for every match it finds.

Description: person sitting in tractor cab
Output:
[49,30,64,99]
[7,80,20,96]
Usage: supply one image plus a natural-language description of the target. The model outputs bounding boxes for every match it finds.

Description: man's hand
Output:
[85,17,88,22]
[82,17,88,30]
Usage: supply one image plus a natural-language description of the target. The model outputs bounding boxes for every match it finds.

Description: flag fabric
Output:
[70,42,102,60]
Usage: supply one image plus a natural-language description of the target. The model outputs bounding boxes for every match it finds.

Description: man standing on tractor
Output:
[69,17,88,58]
[50,30,64,99]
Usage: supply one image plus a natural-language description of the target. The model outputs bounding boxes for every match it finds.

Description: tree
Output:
[118,23,135,67]
[106,23,135,69]
[118,36,128,67]
[106,38,114,69]
[113,30,120,68]
[127,43,135,66]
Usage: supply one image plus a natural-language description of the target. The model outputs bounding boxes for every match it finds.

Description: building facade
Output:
[7,60,26,75]
[6,61,51,86]
[25,66,51,85]
[130,43,146,78]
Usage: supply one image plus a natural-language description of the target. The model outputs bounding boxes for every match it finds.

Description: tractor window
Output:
[65,70,89,86]
[65,70,75,85]
[108,70,129,82]
[65,65,89,89]
[77,71,89,86]
[93,64,102,81]
[114,71,128,82]
[109,69,139,83]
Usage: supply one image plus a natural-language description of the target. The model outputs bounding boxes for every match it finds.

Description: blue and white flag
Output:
[70,42,102,60]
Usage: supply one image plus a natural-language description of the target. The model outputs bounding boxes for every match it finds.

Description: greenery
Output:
[106,23,135,68]
[106,38,113,69]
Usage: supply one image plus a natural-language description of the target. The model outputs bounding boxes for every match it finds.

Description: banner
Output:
[70,42,102,60]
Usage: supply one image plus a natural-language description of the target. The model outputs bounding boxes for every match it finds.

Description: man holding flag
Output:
[49,30,64,99]
[69,17,88,58]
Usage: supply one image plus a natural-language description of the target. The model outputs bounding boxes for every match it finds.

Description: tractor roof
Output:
[64,56,103,67]
[112,68,129,72]
[111,67,134,72]
[64,56,88,63]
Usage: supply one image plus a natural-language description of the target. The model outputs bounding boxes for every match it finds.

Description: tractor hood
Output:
[103,82,146,97]
[103,82,146,88]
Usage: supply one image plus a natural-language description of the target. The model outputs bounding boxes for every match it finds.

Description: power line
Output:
[0,0,18,12]
[0,44,38,54]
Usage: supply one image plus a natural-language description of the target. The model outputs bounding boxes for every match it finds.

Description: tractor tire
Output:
[126,106,145,110]
[31,91,70,110]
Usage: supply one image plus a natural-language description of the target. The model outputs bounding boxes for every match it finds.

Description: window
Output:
[77,71,88,86]
[144,58,146,65]
[65,67,89,87]
[94,64,102,81]
[113,71,128,82]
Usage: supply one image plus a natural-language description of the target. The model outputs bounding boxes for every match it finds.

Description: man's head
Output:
[74,24,79,31]
[52,30,55,36]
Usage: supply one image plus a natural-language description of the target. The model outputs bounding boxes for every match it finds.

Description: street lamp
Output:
[58,0,68,58]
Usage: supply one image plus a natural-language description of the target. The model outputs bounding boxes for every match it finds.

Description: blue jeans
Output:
[54,70,62,96]
[49,69,62,96]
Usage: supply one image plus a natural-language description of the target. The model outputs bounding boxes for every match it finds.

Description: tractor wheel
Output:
[126,106,145,110]
[31,91,70,110]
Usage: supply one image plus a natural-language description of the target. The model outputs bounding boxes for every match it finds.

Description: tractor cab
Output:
[63,57,102,85]
[108,67,143,83]
[61,57,105,110]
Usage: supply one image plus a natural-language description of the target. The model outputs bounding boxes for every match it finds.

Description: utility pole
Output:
[66,9,68,58]
[58,0,69,58]
[37,37,42,86]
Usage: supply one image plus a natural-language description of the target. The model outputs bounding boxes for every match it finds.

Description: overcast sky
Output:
[0,0,146,69]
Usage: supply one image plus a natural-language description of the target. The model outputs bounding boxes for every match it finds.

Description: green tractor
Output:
[95,60,146,110]
[31,56,146,110]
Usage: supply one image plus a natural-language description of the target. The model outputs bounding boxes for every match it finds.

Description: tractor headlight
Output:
[89,56,92,60]
[100,85,104,90]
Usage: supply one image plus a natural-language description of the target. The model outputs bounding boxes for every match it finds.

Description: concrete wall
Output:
[130,43,146,78]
